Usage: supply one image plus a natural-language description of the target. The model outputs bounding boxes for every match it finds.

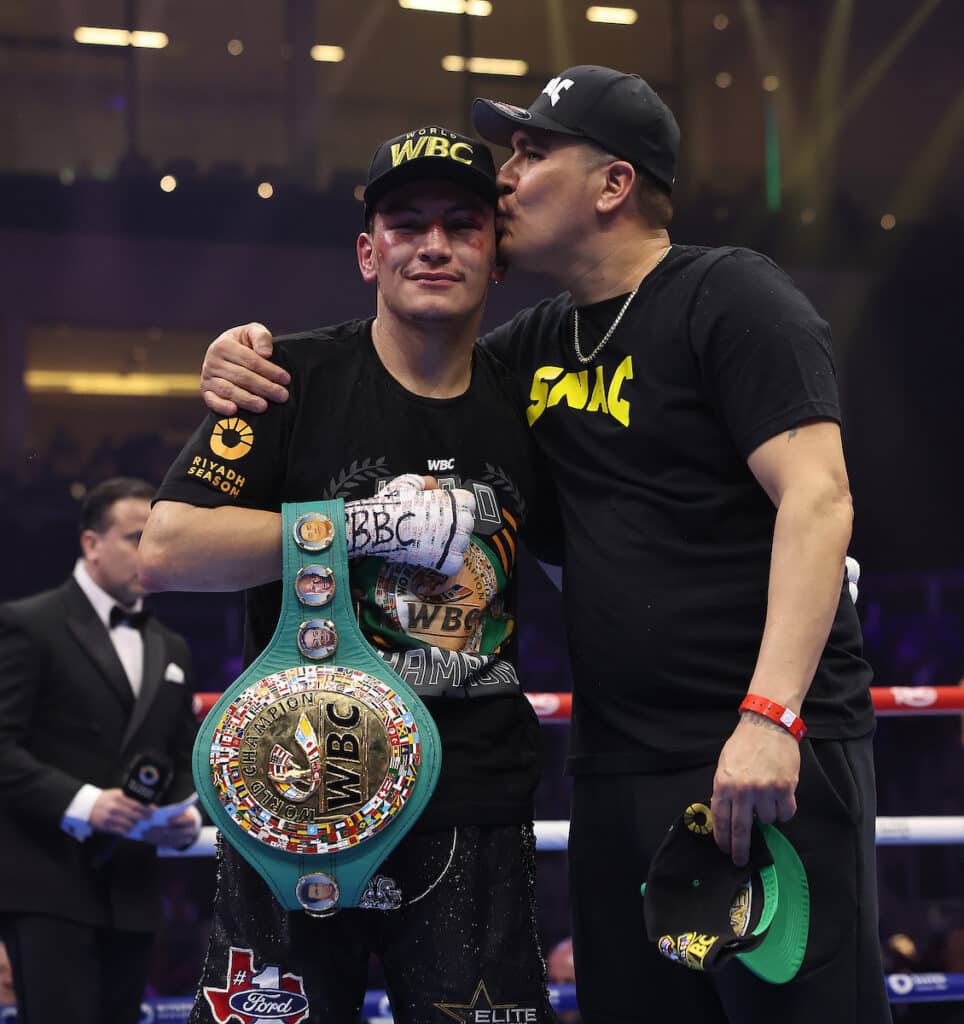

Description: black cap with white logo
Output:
[472,65,679,192]
[363,126,499,219]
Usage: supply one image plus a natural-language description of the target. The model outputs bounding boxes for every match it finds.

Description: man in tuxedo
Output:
[0,477,201,1024]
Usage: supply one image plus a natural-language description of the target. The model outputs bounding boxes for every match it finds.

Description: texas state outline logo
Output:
[202,947,310,1024]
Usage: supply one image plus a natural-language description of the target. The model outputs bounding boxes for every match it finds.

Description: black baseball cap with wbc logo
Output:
[641,803,810,984]
[472,65,679,193]
[363,126,499,220]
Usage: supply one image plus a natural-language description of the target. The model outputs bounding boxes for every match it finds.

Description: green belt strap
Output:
[193,499,442,914]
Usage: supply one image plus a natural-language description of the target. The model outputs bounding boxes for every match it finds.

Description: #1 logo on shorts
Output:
[202,947,309,1024]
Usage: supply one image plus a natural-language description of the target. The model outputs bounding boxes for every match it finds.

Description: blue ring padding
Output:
[360,984,580,1017]
[0,976,957,1022]
[885,971,964,1003]
[6,975,953,1024]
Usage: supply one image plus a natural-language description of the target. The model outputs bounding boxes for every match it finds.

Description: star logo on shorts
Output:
[434,979,536,1022]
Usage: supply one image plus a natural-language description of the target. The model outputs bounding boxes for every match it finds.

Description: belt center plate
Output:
[209,664,421,854]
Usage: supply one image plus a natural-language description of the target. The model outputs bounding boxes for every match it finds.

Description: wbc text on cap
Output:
[363,126,499,217]
[472,64,680,193]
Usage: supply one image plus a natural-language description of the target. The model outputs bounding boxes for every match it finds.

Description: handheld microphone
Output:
[90,752,173,866]
[121,751,173,804]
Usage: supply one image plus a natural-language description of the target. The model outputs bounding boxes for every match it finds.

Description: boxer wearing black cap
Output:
[197,67,884,1023]
[143,127,559,1023]
[362,125,500,217]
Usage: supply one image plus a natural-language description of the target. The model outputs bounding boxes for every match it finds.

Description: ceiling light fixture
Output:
[74,27,169,48]
[441,55,527,75]
[586,6,638,25]
[310,44,345,62]
[399,0,492,16]
[129,31,168,48]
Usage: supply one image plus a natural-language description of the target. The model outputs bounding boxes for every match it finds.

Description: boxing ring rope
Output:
[176,687,964,856]
[171,685,964,858]
[189,684,964,724]
[161,813,964,859]
[47,973,960,1024]
[155,687,964,1013]
[86,973,964,1024]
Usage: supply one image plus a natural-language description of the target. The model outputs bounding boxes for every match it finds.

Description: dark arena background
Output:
[1,2,963,1022]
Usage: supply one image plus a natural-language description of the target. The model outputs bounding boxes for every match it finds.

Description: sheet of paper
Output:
[126,791,199,841]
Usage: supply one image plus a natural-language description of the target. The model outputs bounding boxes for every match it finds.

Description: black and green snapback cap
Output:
[641,802,810,984]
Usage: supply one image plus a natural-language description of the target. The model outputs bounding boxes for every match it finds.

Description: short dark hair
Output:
[580,142,673,229]
[632,168,674,229]
[79,477,154,534]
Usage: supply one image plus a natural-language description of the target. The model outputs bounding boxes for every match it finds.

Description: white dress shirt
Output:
[61,561,146,841]
[73,558,145,696]
[60,562,202,845]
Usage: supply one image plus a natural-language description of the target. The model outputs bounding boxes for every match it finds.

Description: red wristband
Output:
[739,694,807,741]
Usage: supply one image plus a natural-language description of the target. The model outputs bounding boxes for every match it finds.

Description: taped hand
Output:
[345,475,475,577]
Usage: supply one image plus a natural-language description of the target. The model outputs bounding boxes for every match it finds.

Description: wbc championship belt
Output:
[193,500,442,915]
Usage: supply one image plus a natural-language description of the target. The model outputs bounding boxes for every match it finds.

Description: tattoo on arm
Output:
[787,428,798,442]
[741,711,788,735]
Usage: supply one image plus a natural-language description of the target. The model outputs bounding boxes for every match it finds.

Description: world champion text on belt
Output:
[192,499,442,916]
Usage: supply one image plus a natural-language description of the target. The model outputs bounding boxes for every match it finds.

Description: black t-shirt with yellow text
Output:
[482,245,875,774]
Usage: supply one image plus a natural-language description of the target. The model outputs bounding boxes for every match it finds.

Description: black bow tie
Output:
[109,606,150,631]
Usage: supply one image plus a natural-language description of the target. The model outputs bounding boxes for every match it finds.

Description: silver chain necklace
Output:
[572,245,672,365]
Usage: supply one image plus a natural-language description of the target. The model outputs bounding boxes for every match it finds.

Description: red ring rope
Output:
[192,686,964,723]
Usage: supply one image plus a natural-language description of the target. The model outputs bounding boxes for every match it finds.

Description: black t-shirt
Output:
[483,244,875,773]
[157,319,555,828]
